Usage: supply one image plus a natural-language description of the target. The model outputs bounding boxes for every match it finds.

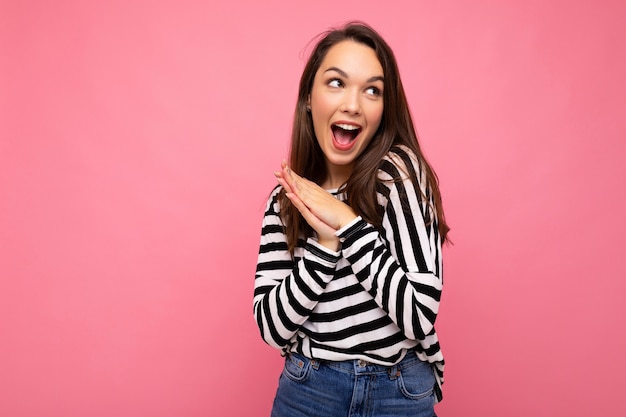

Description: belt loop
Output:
[388,364,400,380]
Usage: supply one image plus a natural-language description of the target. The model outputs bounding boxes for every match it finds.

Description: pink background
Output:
[2,1,625,416]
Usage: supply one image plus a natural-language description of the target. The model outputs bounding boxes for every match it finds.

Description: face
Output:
[308,40,384,187]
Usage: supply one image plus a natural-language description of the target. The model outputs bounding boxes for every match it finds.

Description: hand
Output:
[274,161,357,250]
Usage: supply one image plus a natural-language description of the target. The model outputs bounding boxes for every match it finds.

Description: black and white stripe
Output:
[253,145,445,400]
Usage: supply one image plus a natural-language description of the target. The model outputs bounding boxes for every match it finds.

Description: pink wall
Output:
[2,1,625,416]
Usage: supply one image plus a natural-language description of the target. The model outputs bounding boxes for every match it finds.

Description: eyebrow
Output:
[324,66,384,83]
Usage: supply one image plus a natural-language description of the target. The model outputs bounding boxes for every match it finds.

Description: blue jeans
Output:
[271,352,437,417]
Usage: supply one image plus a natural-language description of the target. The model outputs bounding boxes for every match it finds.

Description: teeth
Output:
[334,123,359,131]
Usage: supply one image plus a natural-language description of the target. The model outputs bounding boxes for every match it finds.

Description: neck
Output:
[322,163,353,190]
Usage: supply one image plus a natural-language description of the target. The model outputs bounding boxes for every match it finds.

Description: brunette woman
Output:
[254,22,449,417]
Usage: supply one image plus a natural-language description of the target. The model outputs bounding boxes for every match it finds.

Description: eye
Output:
[327,78,343,88]
[365,86,381,97]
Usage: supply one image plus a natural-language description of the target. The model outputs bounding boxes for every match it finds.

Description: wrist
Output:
[339,209,358,229]
[335,216,366,238]
[318,236,340,252]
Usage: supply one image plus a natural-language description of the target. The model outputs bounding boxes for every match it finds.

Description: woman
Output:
[254,22,449,417]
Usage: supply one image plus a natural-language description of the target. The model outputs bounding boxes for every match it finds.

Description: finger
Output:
[275,176,295,195]
[285,192,338,238]
[282,164,301,195]
[279,164,356,229]
[276,162,300,195]
[286,192,320,228]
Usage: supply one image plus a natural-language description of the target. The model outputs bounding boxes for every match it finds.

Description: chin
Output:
[327,155,357,167]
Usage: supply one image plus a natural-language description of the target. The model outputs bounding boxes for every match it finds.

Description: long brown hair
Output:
[280,22,450,254]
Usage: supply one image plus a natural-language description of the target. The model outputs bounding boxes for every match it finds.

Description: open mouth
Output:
[331,123,361,148]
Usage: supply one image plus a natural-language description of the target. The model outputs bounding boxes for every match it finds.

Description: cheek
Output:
[310,99,333,136]
[367,105,384,132]
[310,93,334,117]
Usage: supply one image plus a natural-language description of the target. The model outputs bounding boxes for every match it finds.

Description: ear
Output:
[306,95,311,112]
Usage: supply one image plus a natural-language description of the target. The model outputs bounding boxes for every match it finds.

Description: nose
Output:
[341,89,361,115]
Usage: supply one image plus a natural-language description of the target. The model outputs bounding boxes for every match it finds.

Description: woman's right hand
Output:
[274,163,342,251]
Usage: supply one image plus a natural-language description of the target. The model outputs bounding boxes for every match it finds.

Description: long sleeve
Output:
[252,147,445,401]
[253,187,341,350]
[337,147,443,342]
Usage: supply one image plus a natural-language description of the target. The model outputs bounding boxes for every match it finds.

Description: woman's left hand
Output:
[275,161,357,232]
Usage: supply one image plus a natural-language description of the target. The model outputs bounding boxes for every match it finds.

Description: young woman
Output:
[254,22,449,417]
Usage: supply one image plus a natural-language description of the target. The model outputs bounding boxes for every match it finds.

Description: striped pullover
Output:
[253,145,445,401]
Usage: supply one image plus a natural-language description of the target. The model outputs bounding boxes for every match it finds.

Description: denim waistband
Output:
[291,352,427,376]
